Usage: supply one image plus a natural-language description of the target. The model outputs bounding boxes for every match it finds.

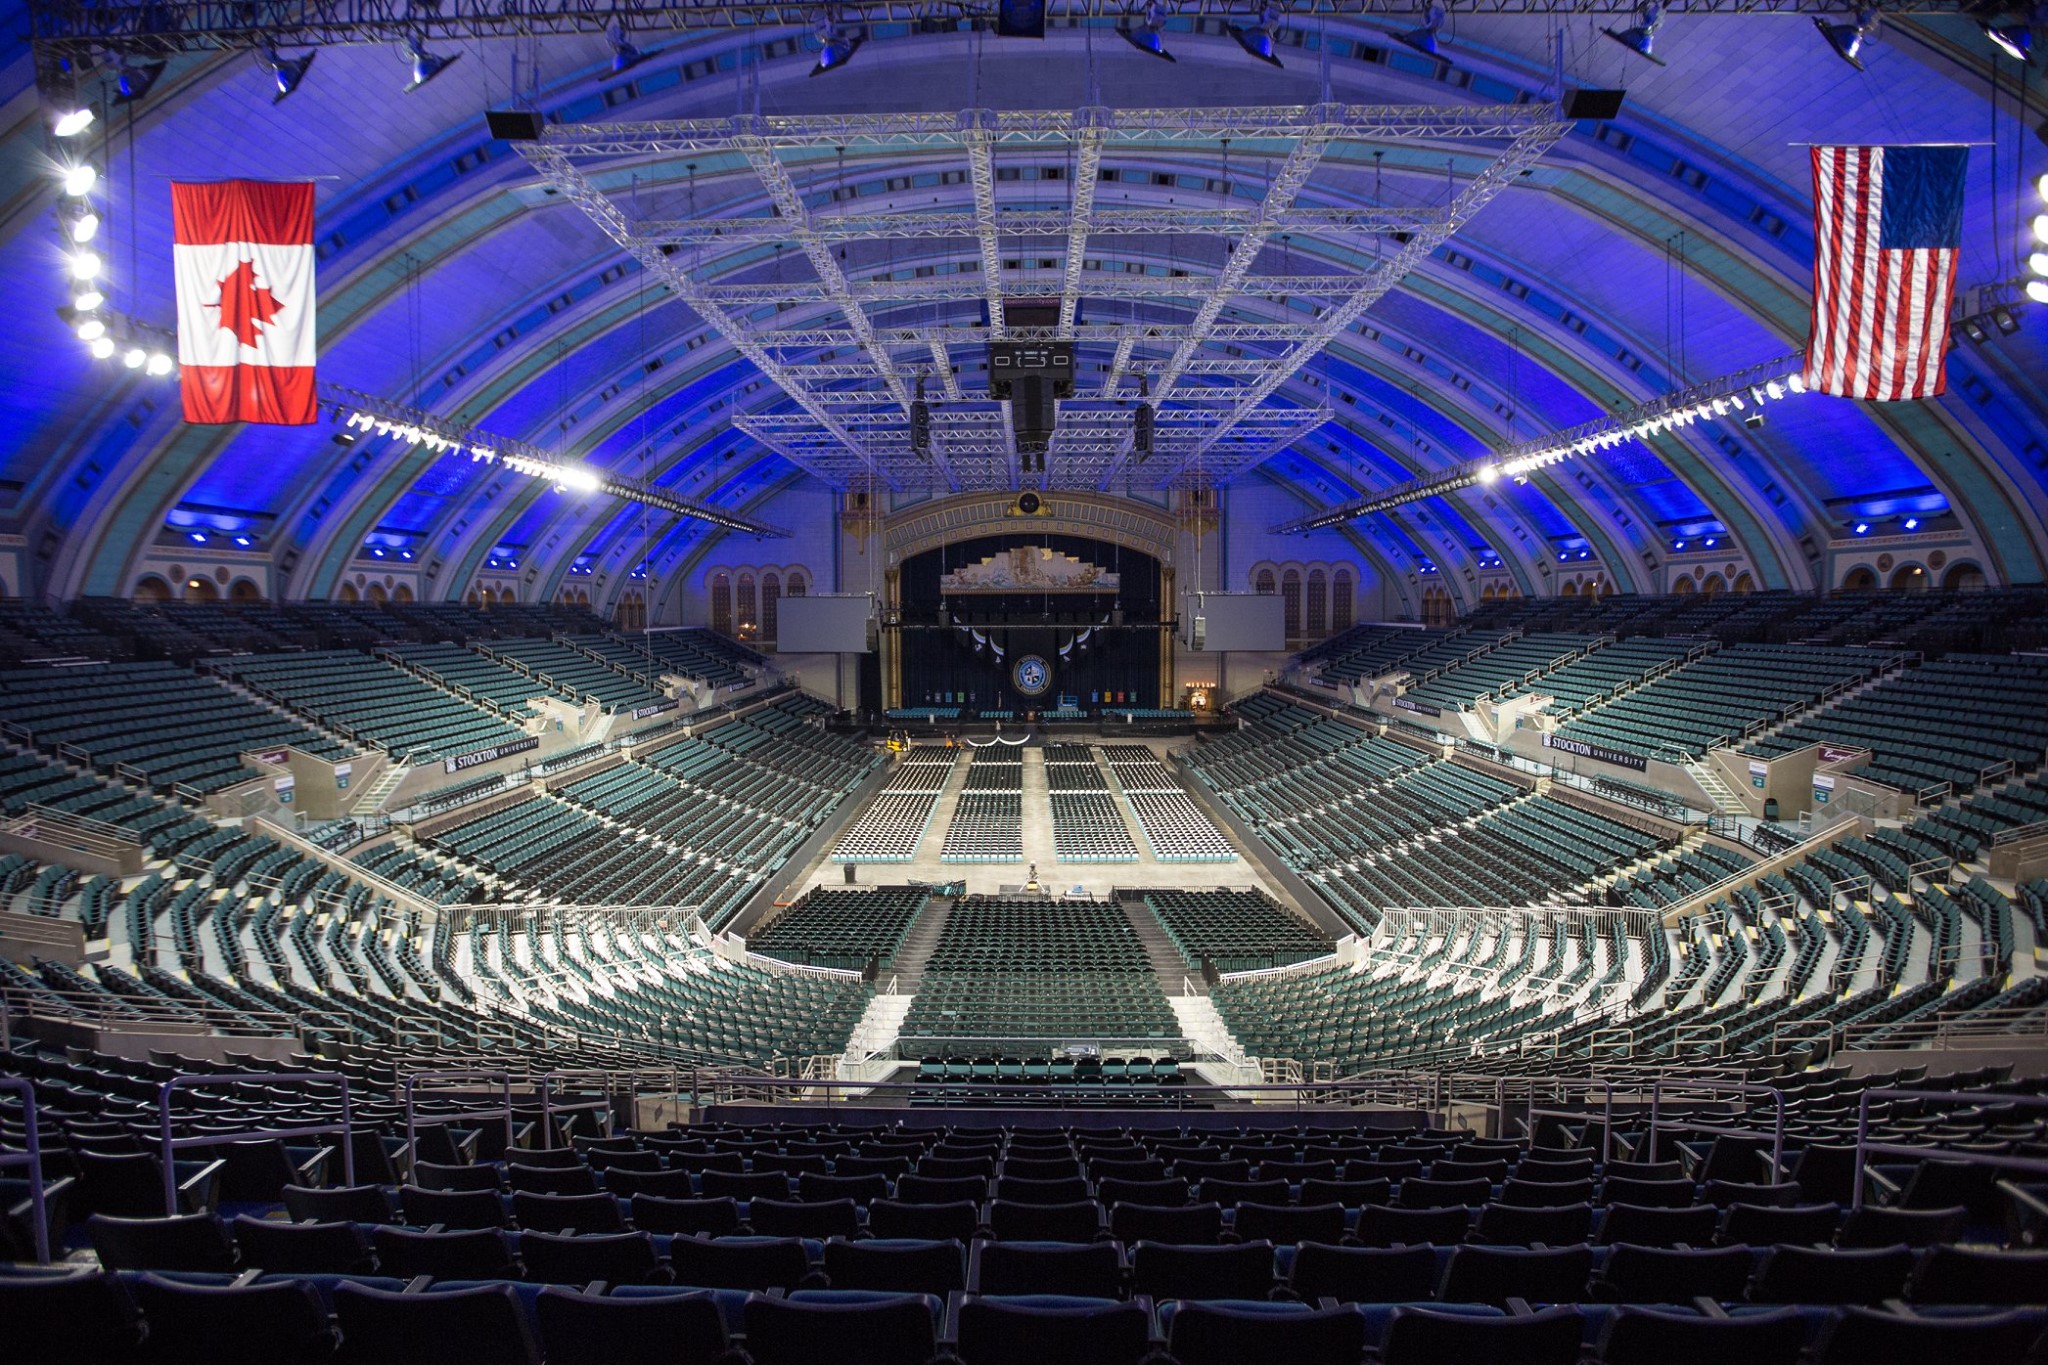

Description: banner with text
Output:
[1542,732,1649,772]
[445,735,540,774]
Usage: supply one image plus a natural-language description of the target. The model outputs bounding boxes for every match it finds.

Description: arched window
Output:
[1254,568,1276,596]
[1731,572,1754,595]
[1306,569,1327,637]
[1701,574,1724,597]
[710,572,732,635]
[736,573,757,640]
[1671,576,1695,596]
[134,575,173,602]
[229,578,263,602]
[1942,562,1985,591]
[1280,568,1302,639]
[366,583,388,604]
[1561,580,1579,598]
[338,582,360,603]
[466,589,481,607]
[787,571,807,598]
[762,571,782,644]
[1889,563,1928,593]
[394,584,414,602]
[1840,566,1877,592]
[1331,568,1354,632]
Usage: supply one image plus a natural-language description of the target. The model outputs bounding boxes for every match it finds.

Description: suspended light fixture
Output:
[89,336,115,359]
[1813,10,1878,71]
[810,10,863,76]
[262,46,317,103]
[123,347,145,369]
[1603,2,1668,66]
[72,285,103,311]
[403,36,460,93]
[1396,3,1448,58]
[145,352,173,376]
[1230,5,1285,68]
[61,163,97,197]
[52,107,94,138]
[69,250,102,280]
[112,61,166,105]
[607,22,649,73]
[1120,0,1175,61]
[1982,11,2036,62]
[68,209,99,244]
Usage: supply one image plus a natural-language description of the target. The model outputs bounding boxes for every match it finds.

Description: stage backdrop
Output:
[887,533,1163,712]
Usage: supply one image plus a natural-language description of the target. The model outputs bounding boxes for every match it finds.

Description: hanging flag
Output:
[172,179,316,424]
[1804,145,1966,402]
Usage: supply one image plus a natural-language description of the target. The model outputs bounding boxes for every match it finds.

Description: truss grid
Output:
[517,101,1566,491]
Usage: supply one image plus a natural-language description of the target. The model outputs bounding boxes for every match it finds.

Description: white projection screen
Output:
[778,593,875,653]
[1181,592,1286,652]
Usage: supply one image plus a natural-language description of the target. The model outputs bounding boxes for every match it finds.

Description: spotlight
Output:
[1704,537,1719,547]
[1959,316,1989,344]
[2032,212,2048,244]
[1477,464,1500,484]
[810,17,863,76]
[262,46,317,102]
[559,465,604,494]
[1120,1,1175,61]
[1984,21,2032,62]
[53,108,94,138]
[89,336,114,359]
[1902,517,1920,530]
[2031,252,2048,276]
[73,286,103,310]
[75,316,105,341]
[69,250,102,280]
[123,347,145,368]
[112,61,166,105]
[2029,280,2048,304]
[403,37,460,93]
[1603,2,1667,65]
[607,22,649,73]
[234,535,254,547]
[1230,5,1285,67]
[68,210,99,243]
[1853,521,1870,535]
[1673,539,1686,550]
[189,531,208,544]
[1396,2,1447,57]
[61,163,97,197]
[1743,411,1765,430]
[145,352,172,376]
[1992,306,2019,335]
[1814,10,1876,71]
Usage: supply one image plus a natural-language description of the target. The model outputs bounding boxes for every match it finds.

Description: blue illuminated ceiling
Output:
[4,4,2044,612]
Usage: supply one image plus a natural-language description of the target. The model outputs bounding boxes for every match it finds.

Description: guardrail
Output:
[404,1070,514,1160]
[157,1071,355,1216]
[0,1076,49,1263]
[1853,1088,2048,1210]
[1647,1075,1787,1182]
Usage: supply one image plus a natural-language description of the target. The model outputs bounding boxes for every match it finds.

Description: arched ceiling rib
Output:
[6,6,2045,604]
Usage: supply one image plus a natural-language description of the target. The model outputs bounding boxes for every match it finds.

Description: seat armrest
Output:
[177,1157,227,1213]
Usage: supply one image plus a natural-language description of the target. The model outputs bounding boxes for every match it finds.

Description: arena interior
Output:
[4,1,2048,1360]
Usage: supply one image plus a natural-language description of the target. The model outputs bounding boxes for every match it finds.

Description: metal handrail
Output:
[1647,1076,1786,1182]
[157,1071,354,1216]
[0,1076,49,1263]
[1853,1088,2048,1211]
[404,1070,514,1160]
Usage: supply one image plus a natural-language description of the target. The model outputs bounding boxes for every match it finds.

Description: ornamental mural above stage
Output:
[940,547,1120,594]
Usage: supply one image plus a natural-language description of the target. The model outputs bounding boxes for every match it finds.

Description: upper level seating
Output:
[0,599,129,661]
[1495,637,1701,717]
[384,643,567,717]
[1555,644,1888,761]
[1313,626,1461,685]
[1908,773,2048,862]
[905,896,1180,1042]
[598,628,758,688]
[1401,634,1599,712]
[0,661,350,793]
[747,886,931,970]
[478,638,667,713]
[208,651,521,760]
[1746,654,2048,796]
[1142,889,1332,972]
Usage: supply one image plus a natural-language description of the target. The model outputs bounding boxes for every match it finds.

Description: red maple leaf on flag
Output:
[207,257,287,348]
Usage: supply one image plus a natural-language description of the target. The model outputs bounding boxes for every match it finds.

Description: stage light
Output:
[1120,1,1175,61]
[2037,172,2048,201]
[2031,253,2048,277]
[2029,280,2048,304]
[75,316,105,341]
[53,108,94,138]
[123,347,145,368]
[1984,20,2032,61]
[1396,2,1447,57]
[1814,10,1876,71]
[1992,306,2020,335]
[1786,373,1807,393]
[559,465,604,494]
[234,535,254,547]
[1902,517,1919,530]
[2032,213,2048,244]
[89,336,114,359]
[1477,464,1500,484]
[1603,2,1667,65]
[607,22,649,73]
[1853,521,1870,535]
[810,15,863,76]
[61,163,97,197]
[69,250,101,280]
[113,61,166,105]
[68,210,98,243]
[1673,539,1686,550]
[403,37,460,93]
[72,286,102,310]
[263,46,317,102]
[1230,5,1285,67]
[1705,536,1719,547]
[189,531,208,544]
[145,352,172,376]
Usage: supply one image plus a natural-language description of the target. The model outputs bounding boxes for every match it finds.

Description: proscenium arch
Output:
[883,491,1178,568]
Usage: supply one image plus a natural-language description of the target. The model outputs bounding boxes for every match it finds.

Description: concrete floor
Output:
[794,736,1285,903]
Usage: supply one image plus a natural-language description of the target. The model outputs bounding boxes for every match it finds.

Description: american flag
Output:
[1804,145,1968,402]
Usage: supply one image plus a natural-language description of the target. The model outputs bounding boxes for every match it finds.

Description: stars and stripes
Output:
[1803,145,1967,402]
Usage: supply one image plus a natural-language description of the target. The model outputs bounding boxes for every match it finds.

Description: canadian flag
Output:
[172,179,316,425]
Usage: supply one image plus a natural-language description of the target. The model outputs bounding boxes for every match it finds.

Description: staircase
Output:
[1685,759,1749,817]
[886,895,952,994]
[1120,897,1196,995]
[1169,993,1259,1082]
[352,763,410,817]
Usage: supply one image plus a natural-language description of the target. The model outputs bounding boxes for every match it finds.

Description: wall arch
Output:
[134,574,172,602]
[228,577,263,602]
[1841,565,1878,592]
[1890,562,1929,593]
[1942,562,1986,591]
[183,576,219,602]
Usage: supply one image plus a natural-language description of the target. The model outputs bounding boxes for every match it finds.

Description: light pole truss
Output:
[28,0,1972,57]
[523,101,1571,491]
[735,396,1330,492]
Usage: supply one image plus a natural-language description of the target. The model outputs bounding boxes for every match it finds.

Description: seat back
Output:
[1231,1202,1346,1247]
[399,1185,508,1230]
[954,1294,1151,1365]
[1439,1243,1594,1307]
[370,1226,518,1279]
[865,1199,980,1242]
[0,1268,145,1364]
[130,1272,335,1365]
[1165,1300,1367,1365]
[743,1291,938,1365]
[1599,1304,1807,1365]
[1288,1241,1440,1304]
[1749,1244,1915,1305]
[749,1197,860,1240]
[1381,1304,1580,1365]
[822,1238,966,1296]
[333,1281,540,1365]
[667,1235,814,1292]
[629,1194,742,1237]
[532,1286,728,1365]
[518,1229,665,1286]
[1129,1240,1275,1301]
[974,1240,1123,1298]
[86,1212,237,1273]
[231,1215,374,1275]
[511,1190,625,1234]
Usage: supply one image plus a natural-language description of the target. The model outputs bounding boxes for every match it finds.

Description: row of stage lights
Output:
[338,411,604,495]
[49,107,177,376]
[2030,174,2048,306]
[1474,374,1806,489]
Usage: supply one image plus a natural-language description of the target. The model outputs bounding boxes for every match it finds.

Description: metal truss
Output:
[31,2,1964,57]
[519,101,1572,491]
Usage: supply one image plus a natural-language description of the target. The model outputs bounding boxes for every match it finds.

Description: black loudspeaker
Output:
[997,0,1046,37]
[844,862,857,885]
[487,109,545,141]
[1563,89,1626,121]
